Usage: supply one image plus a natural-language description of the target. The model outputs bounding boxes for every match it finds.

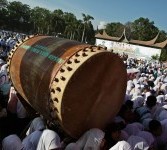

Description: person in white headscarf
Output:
[26,116,46,136]
[2,134,24,150]
[22,130,42,150]
[127,135,149,150]
[76,128,105,150]
[142,118,153,130]
[36,129,61,150]
[160,83,167,95]
[65,143,79,150]
[109,141,132,150]
[0,63,11,96]
[156,94,165,106]
[136,131,155,148]
[132,96,144,109]
[123,123,143,136]
[146,95,167,121]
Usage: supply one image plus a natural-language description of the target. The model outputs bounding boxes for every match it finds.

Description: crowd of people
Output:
[1,31,167,149]
[0,30,26,60]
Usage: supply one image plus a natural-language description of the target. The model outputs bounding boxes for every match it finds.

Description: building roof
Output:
[95,30,167,49]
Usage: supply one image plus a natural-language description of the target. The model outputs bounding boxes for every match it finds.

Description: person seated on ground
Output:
[118,104,139,124]
[26,116,46,136]
[22,130,43,150]
[127,135,150,150]
[7,86,18,117]
[146,95,167,121]
[149,119,167,150]
[101,122,125,149]
[136,131,156,150]
[2,134,23,150]
[76,128,105,150]
[125,100,134,111]
[36,129,62,150]
[132,96,144,110]
[123,122,144,137]
[65,143,79,150]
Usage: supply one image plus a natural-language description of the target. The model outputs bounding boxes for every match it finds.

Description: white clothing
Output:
[132,96,144,109]
[109,141,132,150]
[26,117,46,136]
[2,134,23,150]
[127,135,149,150]
[76,128,104,150]
[142,118,153,130]
[36,129,61,150]
[22,131,42,150]
[65,143,79,150]
[124,123,143,136]
[136,131,154,147]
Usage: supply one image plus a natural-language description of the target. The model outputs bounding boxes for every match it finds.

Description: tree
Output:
[131,17,159,40]
[7,1,31,32]
[63,12,77,39]
[51,9,65,35]
[30,7,51,34]
[156,30,167,43]
[0,0,8,29]
[0,0,8,8]
[81,13,94,43]
[105,22,124,37]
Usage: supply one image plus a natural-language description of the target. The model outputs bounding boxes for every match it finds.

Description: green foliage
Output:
[131,17,159,40]
[105,22,124,37]
[151,54,159,60]
[159,49,167,61]
[0,0,167,47]
[0,0,95,44]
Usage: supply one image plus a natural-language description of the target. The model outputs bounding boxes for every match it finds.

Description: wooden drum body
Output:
[7,36,127,138]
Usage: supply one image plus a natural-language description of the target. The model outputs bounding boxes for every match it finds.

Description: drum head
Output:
[60,52,127,138]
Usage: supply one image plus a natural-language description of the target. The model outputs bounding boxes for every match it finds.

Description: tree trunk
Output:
[81,24,86,43]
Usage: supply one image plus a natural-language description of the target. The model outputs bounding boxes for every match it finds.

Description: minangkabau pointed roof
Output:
[95,30,166,49]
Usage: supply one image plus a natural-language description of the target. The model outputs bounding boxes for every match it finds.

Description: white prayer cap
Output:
[2,134,23,150]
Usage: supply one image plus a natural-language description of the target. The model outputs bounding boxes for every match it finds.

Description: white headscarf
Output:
[76,128,105,150]
[109,141,132,150]
[132,96,144,109]
[127,135,149,150]
[22,130,42,150]
[124,123,143,136]
[26,117,46,136]
[36,129,61,150]
[156,95,165,106]
[65,143,79,150]
[136,131,154,147]
[2,134,23,150]
[142,118,152,130]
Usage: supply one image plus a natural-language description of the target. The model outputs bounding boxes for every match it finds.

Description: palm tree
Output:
[81,13,94,43]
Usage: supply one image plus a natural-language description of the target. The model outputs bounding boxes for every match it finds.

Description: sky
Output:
[8,0,167,31]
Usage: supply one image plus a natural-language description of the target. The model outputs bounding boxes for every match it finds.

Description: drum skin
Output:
[7,35,127,138]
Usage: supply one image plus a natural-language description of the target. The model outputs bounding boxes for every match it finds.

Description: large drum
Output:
[7,35,127,138]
